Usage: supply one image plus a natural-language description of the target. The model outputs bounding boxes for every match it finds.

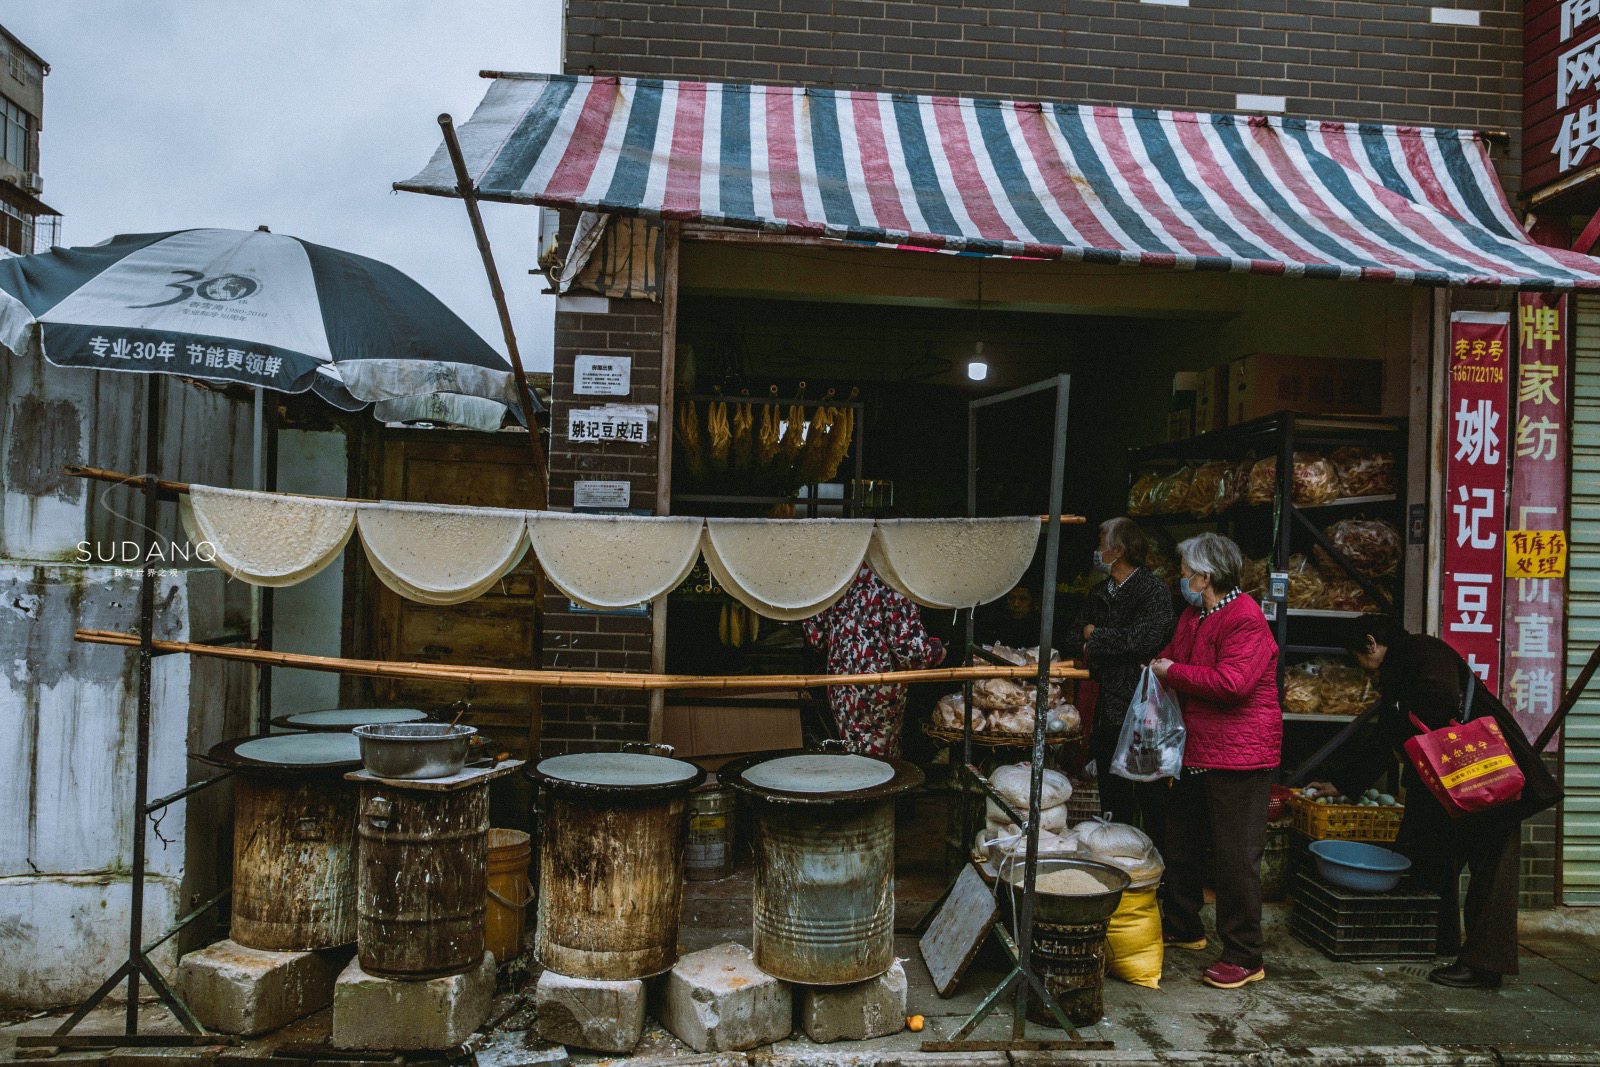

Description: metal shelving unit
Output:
[1127,409,1409,698]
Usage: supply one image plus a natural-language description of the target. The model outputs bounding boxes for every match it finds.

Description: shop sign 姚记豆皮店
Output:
[1442,312,1510,692]
[566,404,653,445]
[1502,294,1571,750]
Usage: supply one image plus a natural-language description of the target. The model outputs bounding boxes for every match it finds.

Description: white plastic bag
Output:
[1110,667,1185,782]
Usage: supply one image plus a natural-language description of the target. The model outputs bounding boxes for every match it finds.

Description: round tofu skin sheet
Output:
[528,513,704,609]
[182,486,356,587]
[703,518,874,620]
[357,503,528,603]
[868,518,1040,609]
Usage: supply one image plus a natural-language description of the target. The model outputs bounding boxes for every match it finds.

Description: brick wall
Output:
[541,287,666,754]
[565,0,1526,192]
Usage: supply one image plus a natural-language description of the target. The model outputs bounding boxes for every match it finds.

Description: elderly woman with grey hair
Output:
[1149,532,1282,990]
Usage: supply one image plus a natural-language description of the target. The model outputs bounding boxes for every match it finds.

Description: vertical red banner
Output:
[1504,295,1570,750]
[1443,312,1511,692]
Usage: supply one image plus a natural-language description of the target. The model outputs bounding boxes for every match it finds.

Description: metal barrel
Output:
[1027,917,1112,1027]
[684,786,736,881]
[536,790,691,980]
[356,782,488,978]
[751,798,896,985]
[230,776,357,951]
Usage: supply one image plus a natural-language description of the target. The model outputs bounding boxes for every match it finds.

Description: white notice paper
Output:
[574,355,632,396]
[573,480,632,509]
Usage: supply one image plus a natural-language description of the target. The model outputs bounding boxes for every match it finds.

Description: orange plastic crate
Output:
[1287,791,1403,842]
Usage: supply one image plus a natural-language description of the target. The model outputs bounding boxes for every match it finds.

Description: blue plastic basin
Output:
[1308,839,1411,893]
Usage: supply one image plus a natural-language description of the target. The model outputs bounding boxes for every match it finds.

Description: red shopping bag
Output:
[1402,712,1525,818]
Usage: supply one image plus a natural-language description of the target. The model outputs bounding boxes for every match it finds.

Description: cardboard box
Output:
[661,689,805,767]
[1227,354,1383,425]
[1168,371,1197,441]
[1194,365,1230,433]
[1166,408,1194,441]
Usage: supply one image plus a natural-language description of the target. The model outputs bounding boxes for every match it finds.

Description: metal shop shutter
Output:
[1567,293,1600,905]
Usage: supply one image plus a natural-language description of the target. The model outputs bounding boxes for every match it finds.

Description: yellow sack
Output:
[1104,885,1163,989]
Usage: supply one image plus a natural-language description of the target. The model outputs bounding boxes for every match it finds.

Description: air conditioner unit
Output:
[21,172,41,194]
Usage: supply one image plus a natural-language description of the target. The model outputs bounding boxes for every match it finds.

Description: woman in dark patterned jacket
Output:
[1065,517,1177,824]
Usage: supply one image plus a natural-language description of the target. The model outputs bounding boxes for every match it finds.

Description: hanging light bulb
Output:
[967,340,989,381]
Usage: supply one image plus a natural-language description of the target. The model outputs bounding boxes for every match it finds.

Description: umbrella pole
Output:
[438,112,547,502]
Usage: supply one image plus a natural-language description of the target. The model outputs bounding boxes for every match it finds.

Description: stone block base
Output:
[801,961,907,1043]
[660,941,790,1052]
[331,953,495,1050]
[175,939,349,1036]
[534,969,644,1054]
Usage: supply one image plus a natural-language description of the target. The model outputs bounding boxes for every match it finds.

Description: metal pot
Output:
[353,723,477,779]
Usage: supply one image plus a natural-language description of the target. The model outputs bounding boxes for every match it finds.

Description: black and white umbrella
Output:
[0,227,538,430]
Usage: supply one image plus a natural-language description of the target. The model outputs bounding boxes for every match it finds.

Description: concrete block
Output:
[331,953,495,1050]
[174,939,348,1036]
[534,969,644,1054]
[660,941,791,1052]
[801,960,908,1043]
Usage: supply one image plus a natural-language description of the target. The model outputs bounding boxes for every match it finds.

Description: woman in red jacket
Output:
[1150,532,1282,990]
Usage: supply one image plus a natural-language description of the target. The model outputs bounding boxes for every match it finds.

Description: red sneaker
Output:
[1202,961,1265,989]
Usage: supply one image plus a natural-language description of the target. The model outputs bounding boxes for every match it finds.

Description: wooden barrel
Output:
[357,782,489,978]
[230,775,358,951]
[531,753,704,980]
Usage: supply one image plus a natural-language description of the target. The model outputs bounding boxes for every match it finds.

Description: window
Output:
[1,96,30,171]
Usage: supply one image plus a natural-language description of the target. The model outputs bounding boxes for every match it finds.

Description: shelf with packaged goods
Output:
[1126,409,1408,719]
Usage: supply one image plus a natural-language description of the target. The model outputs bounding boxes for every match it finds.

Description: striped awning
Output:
[398,73,1600,290]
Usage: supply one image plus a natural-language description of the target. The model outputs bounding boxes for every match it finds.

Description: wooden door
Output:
[370,433,544,757]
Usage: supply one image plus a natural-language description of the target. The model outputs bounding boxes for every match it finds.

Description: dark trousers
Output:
[1395,781,1521,975]
[1162,768,1273,969]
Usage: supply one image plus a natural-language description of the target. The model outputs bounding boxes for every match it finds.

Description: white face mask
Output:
[1092,549,1112,574]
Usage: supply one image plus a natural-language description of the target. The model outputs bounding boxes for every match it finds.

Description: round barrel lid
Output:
[531,751,707,799]
[721,750,925,805]
[275,707,428,730]
[234,733,362,766]
[742,754,893,793]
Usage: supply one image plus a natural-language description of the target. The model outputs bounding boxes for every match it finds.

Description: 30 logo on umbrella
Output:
[131,269,260,308]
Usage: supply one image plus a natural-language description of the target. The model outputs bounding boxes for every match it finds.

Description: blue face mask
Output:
[1092,550,1111,574]
[1182,579,1204,608]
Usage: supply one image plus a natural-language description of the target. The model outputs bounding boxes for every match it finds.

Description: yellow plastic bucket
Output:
[485,828,532,964]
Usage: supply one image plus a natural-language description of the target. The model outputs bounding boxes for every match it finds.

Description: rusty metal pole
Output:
[437,113,548,495]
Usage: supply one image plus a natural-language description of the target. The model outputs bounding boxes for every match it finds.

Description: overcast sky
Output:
[3,0,563,370]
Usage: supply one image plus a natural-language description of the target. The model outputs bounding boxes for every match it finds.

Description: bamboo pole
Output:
[66,467,1089,525]
[76,629,1086,691]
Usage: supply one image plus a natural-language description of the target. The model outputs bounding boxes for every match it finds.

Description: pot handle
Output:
[487,885,536,909]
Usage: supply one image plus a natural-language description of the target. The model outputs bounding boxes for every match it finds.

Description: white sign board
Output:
[573,480,632,510]
[566,405,651,445]
[574,355,632,396]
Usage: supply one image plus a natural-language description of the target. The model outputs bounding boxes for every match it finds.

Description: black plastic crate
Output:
[1290,870,1440,962]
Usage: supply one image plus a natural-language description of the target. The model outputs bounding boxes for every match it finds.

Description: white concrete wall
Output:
[0,563,249,1009]
[1,350,257,1009]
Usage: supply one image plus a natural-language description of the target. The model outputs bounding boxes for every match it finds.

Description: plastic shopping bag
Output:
[1109,667,1185,782]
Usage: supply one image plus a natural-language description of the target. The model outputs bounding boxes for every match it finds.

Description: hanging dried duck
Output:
[818,387,858,483]
[731,393,755,475]
[707,393,731,476]
[796,390,836,486]
[675,400,705,483]
[758,385,782,467]
[779,383,808,464]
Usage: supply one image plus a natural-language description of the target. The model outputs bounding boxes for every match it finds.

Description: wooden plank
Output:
[345,758,523,792]
[919,862,999,998]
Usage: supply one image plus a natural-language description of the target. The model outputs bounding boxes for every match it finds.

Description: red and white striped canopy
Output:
[399,73,1600,290]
